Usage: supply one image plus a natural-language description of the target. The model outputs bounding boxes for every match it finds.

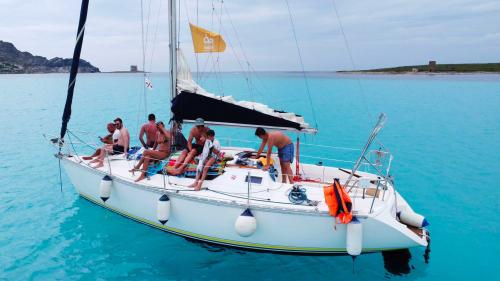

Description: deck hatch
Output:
[245,176,263,184]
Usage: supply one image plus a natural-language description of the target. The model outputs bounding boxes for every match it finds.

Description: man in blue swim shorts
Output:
[254,127,295,184]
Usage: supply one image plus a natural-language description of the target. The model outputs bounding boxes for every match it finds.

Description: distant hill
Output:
[339,63,500,74]
[0,40,99,74]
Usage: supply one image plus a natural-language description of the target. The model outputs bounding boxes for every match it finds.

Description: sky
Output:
[1,0,499,72]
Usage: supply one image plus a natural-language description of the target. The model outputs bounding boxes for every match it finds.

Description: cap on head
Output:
[194,118,205,126]
[148,113,156,121]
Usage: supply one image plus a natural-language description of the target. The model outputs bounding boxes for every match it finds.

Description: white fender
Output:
[235,208,257,237]
[99,175,112,202]
[398,209,429,228]
[346,217,363,256]
[157,194,171,225]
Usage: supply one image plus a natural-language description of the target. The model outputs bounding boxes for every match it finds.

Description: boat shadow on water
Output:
[184,234,431,277]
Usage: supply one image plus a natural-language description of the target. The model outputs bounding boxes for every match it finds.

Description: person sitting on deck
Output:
[91,117,130,168]
[170,120,187,153]
[169,118,210,175]
[83,122,118,160]
[130,121,171,182]
[254,127,294,184]
[189,129,221,191]
[139,113,158,148]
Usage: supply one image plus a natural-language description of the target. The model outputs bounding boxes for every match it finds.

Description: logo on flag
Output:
[189,23,226,53]
[145,78,153,90]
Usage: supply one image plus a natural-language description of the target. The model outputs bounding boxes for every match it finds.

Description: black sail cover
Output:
[60,0,90,140]
[171,90,307,131]
[171,48,314,132]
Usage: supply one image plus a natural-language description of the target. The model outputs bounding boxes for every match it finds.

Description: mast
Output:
[59,0,90,141]
[168,0,177,103]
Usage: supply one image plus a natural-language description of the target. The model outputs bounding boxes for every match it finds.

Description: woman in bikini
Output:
[131,122,171,182]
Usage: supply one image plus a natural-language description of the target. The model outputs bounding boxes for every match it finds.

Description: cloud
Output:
[1,0,499,71]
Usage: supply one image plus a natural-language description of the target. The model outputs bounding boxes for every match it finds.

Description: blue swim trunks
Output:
[278,143,294,163]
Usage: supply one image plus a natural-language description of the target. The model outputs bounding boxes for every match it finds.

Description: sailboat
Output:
[51,0,430,256]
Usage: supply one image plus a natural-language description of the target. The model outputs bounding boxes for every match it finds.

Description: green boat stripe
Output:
[79,192,397,253]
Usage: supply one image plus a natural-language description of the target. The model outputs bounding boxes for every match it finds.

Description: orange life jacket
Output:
[323,178,353,224]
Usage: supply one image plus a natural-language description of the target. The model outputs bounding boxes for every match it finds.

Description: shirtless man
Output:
[139,113,158,148]
[131,121,171,182]
[92,117,130,168]
[170,118,209,175]
[254,127,294,184]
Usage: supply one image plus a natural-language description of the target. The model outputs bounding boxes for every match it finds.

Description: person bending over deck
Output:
[91,118,130,168]
[131,122,171,182]
[139,113,158,148]
[170,118,210,175]
[254,127,294,184]
[83,122,118,160]
[189,129,221,191]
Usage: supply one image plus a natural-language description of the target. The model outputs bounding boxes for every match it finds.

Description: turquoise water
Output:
[0,72,499,280]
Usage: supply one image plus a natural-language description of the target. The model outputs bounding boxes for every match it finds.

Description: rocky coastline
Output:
[0,40,99,74]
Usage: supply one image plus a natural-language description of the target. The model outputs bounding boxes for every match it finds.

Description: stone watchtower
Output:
[428,61,436,72]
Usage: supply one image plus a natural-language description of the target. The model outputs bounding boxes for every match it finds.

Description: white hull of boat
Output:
[61,155,427,255]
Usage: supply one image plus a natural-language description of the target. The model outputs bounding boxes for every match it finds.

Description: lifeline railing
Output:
[47,118,394,196]
[47,130,395,214]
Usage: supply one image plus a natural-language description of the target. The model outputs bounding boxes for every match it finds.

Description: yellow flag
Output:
[189,23,226,53]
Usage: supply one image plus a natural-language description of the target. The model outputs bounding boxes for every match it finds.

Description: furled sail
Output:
[59,0,90,141]
[172,49,315,133]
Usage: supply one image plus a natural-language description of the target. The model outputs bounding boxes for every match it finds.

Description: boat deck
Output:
[69,146,394,217]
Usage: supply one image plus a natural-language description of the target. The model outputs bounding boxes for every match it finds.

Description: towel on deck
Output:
[165,151,225,178]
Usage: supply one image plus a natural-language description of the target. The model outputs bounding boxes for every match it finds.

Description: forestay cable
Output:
[284,0,318,130]
[140,0,148,117]
[330,0,373,120]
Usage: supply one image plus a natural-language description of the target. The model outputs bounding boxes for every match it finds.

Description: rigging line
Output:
[182,0,193,50]
[203,0,217,87]
[140,0,148,117]
[208,0,217,85]
[196,0,219,89]
[219,24,252,96]
[184,0,207,84]
[330,0,372,119]
[221,4,269,98]
[216,0,224,96]
[284,0,318,129]
[144,0,153,56]
[222,4,267,100]
[198,51,216,84]
[148,0,164,73]
[177,0,181,48]
[196,0,217,84]
[218,10,255,100]
[196,0,199,81]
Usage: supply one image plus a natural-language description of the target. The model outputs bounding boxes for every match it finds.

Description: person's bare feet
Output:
[128,167,139,174]
[93,162,104,168]
[195,182,202,191]
[134,174,145,182]
[89,158,99,164]
[188,181,198,188]
[82,156,93,160]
